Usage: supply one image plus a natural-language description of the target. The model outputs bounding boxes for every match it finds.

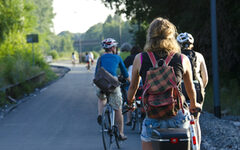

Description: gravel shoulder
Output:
[200,112,240,150]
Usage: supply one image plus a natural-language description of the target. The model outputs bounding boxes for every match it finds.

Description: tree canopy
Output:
[101,0,240,77]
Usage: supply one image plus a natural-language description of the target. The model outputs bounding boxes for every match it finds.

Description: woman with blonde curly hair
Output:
[127,17,201,150]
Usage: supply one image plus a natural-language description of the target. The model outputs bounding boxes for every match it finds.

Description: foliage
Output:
[101,0,240,115]
[92,51,100,59]
[101,0,240,76]
[0,0,57,106]
[48,50,59,59]
[119,51,130,61]
[204,78,240,116]
[71,14,135,52]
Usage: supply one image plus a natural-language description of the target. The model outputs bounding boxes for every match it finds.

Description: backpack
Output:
[181,50,197,80]
[181,50,204,103]
[142,52,184,119]
[93,57,120,93]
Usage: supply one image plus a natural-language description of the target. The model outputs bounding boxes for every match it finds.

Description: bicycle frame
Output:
[101,96,121,150]
[189,115,199,150]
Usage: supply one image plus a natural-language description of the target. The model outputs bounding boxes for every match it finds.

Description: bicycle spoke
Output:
[102,110,113,150]
[113,126,120,149]
[131,111,136,130]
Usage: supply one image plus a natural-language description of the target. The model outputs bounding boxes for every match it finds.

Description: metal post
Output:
[119,19,122,46]
[79,39,82,63]
[210,0,221,118]
[32,43,35,66]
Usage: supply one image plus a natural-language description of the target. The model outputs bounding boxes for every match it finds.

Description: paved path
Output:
[0,62,141,150]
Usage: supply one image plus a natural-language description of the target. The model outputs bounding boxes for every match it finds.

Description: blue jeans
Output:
[141,109,190,142]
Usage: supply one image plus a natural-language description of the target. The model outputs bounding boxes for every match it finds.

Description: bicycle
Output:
[101,91,130,150]
[86,60,91,70]
[130,97,145,134]
[150,108,201,150]
[128,86,144,133]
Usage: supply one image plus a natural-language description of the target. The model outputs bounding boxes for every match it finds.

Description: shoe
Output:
[125,122,132,126]
[118,134,127,141]
[97,115,102,125]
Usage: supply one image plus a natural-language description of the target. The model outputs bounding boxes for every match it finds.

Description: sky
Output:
[52,0,115,34]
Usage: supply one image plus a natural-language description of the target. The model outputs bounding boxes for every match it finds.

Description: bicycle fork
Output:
[189,115,199,150]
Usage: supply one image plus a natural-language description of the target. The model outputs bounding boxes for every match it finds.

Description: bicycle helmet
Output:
[101,38,118,49]
[177,32,194,44]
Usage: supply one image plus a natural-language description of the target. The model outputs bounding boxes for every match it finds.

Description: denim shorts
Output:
[96,86,122,110]
[141,109,190,142]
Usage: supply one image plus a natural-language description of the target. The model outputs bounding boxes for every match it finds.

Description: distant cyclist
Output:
[177,32,208,148]
[85,52,92,70]
[72,52,76,65]
[95,38,130,141]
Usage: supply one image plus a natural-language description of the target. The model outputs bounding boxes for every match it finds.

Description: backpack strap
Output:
[147,51,157,67]
[148,51,175,67]
[165,53,175,65]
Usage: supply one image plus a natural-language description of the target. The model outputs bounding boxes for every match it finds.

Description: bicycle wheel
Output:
[137,109,142,134]
[102,109,113,150]
[113,125,120,149]
[131,110,136,130]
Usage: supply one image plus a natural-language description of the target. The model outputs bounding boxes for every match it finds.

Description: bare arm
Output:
[199,55,208,88]
[127,53,141,104]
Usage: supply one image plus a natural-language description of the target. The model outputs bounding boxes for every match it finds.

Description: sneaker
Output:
[118,134,127,141]
[97,115,102,125]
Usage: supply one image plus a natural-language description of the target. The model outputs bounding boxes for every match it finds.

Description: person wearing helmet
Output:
[95,38,130,141]
[123,45,144,126]
[177,32,208,148]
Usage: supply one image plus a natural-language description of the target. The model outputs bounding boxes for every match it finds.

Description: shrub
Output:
[48,50,59,59]
[92,51,100,59]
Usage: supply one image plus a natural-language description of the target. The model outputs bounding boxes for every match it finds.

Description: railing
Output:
[0,72,45,102]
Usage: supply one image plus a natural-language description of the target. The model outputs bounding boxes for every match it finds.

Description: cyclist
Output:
[177,32,208,148]
[89,51,94,64]
[72,52,76,65]
[85,52,92,70]
[123,45,143,126]
[95,38,130,141]
[127,17,202,150]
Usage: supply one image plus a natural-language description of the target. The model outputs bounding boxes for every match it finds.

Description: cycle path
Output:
[0,61,141,150]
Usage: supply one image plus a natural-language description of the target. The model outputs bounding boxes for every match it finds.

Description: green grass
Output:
[0,54,57,107]
[204,78,240,116]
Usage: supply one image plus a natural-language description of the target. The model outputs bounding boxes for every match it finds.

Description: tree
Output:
[0,0,35,42]
[101,0,240,76]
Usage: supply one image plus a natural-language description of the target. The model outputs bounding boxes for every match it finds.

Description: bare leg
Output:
[115,109,124,136]
[98,99,107,116]
[142,141,153,150]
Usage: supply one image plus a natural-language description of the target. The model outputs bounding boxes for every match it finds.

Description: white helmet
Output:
[101,38,118,49]
[177,32,194,44]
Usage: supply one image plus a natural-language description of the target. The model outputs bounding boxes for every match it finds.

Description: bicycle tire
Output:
[131,111,136,130]
[137,109,142,134]
[102,109,113,150]
[113,126,120,149]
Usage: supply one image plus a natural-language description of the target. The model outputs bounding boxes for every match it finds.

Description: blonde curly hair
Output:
[144,17,180,56]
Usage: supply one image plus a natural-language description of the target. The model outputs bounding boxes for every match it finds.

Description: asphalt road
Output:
[0,62,141,150]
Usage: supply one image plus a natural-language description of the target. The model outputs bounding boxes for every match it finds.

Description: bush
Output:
[204,77,240,116]
[92,51,100,59]
[48,50,59,59]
